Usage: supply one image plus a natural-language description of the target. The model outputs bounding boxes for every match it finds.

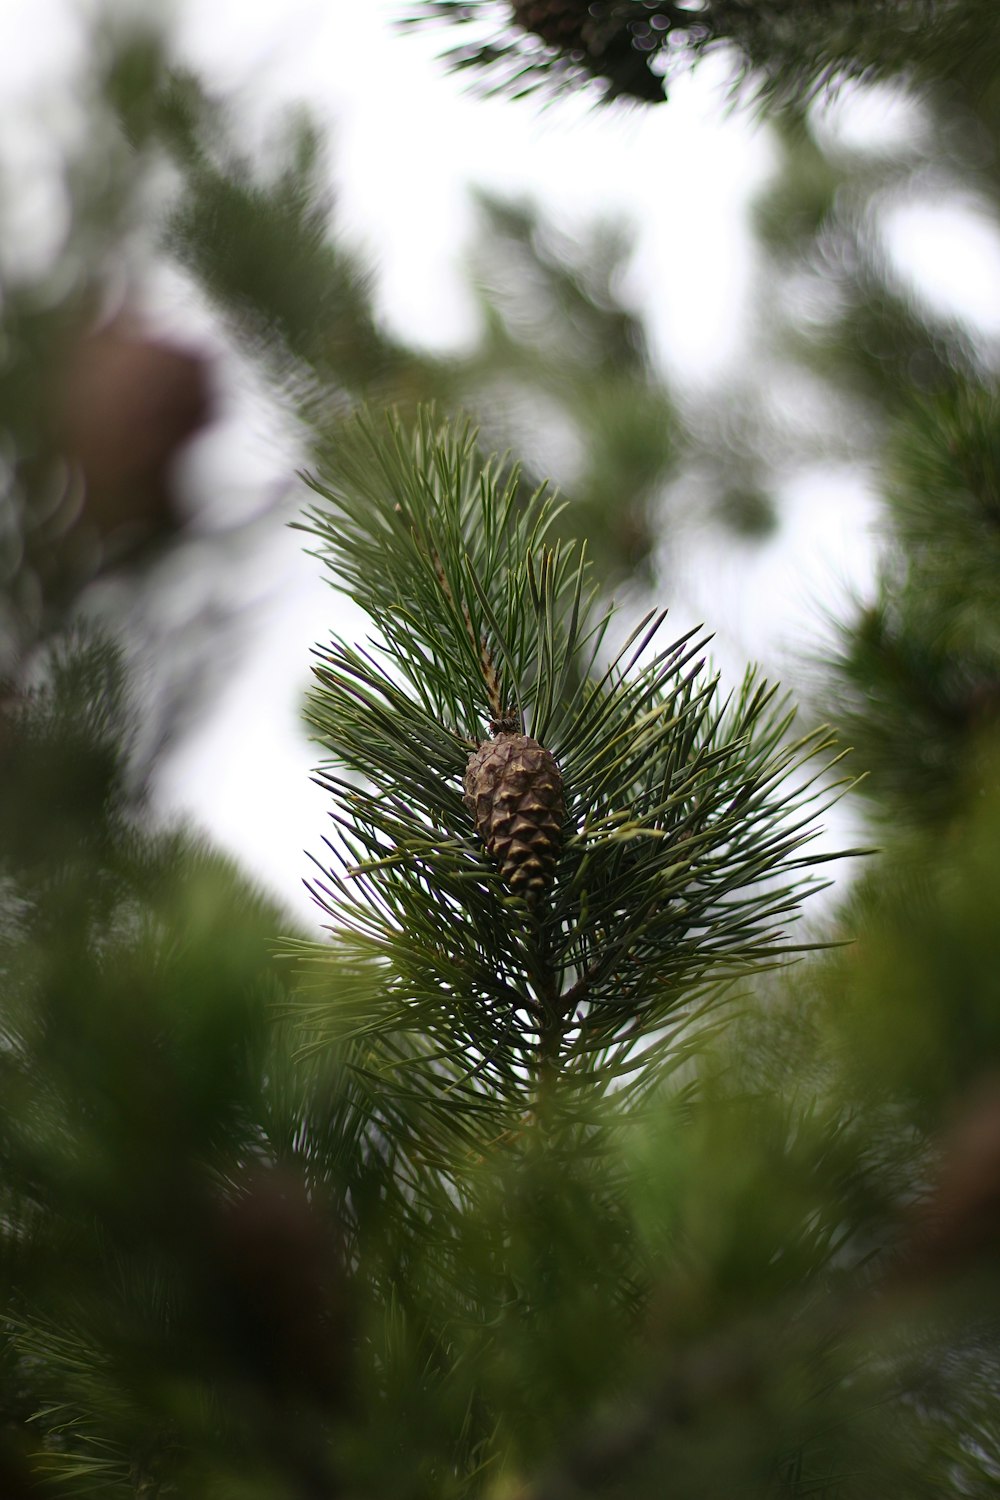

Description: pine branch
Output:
[402,0,979,113]
[291,408,853,1122]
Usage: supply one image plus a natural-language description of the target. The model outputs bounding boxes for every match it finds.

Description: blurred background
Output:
[4,0,998,925]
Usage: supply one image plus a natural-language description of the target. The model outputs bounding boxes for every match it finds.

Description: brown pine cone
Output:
[510,0,590,50]
[60,321,214,544]
[464,727,564,905]
[204,1166,354,1407]
[904,1076,1000,1280]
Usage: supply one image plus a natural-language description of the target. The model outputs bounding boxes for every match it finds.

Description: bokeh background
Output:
[4,0,999,925]
[9,7,1000,1495]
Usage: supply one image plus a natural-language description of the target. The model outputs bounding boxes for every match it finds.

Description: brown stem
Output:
[430,548,503,718]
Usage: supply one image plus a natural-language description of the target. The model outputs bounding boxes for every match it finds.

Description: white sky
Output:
[4,0,998,927]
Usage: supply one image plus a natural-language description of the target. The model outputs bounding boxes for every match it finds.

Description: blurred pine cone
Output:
[511,0,590,50]
[60,321,214,550]
[906,1077,1000,1279]
[204,1166,355,1408]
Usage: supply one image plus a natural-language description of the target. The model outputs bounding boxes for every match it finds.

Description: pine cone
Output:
[904,1077,1000,1279]
[204,1166,354,1407]
[60,321,214,539]
[509,0,667,103]
[510,0,589,50]
[464,727,564,904]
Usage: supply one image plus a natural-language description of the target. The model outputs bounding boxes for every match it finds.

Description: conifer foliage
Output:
[407,0,994,108]
[296,409,846,1111]
[7,5,1000,1498]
